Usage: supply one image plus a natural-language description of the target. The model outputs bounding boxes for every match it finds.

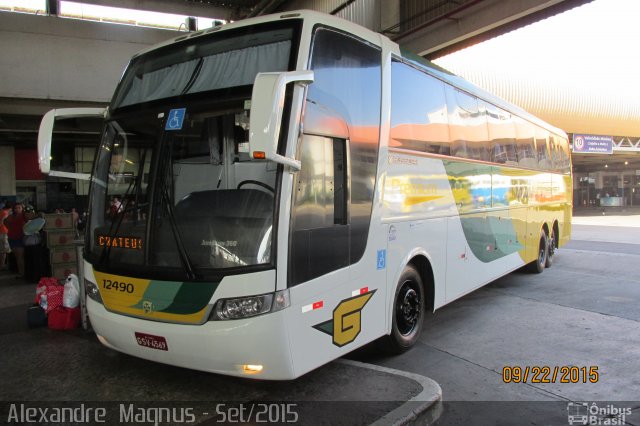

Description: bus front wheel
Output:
[383,265,425,354]
[528,230,548,274]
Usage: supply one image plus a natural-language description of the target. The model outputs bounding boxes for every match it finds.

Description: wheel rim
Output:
[538,238,546,266]
[548,231,556,259]
[396,281,421,336]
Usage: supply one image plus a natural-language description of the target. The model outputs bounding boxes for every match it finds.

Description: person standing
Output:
[6,203,26,277]
[71,207,79,229]
[0,206,10,271]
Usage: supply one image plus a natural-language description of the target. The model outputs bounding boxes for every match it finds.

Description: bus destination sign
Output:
[97,235,143,250]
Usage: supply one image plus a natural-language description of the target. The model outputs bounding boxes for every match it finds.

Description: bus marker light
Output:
[301,301,323,313]
[253,151,266,159]
[352,287,369,297]
[242,364,264,374]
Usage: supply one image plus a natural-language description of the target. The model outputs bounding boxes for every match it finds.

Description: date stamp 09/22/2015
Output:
[502,365,599,384]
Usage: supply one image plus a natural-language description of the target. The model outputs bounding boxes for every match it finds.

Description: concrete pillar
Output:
[46,0,59,16]
[187,17,196,31]
[0,146,16,197]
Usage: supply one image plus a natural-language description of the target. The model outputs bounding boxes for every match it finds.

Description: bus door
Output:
[284,27,384,376]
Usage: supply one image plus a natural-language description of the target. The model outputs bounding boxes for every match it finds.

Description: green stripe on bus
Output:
[131,280,182,312]
[160,282,218,315]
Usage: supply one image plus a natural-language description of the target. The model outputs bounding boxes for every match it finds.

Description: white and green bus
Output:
[38,10,571,380]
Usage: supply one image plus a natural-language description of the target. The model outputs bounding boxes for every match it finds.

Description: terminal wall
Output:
[0,12,179,103]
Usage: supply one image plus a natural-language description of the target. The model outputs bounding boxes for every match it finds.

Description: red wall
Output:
[14,149,44,180]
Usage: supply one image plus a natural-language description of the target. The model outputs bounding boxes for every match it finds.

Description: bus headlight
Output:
[85,279,103,304]
[211,289,290,320]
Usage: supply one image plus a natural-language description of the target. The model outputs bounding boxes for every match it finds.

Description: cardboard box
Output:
[46,230,78,247]
[50,246,77,264]
[44,213,74,230]
[52,263,77,280]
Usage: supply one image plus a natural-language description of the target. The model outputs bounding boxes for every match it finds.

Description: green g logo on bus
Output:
[313,290,376,347]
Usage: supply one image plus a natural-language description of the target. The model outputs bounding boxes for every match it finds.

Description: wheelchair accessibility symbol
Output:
[377,249,386,270]
[165,108,186,131]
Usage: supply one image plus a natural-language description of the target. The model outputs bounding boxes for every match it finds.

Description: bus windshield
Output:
[86,22,300,279]
[87,107,277,278]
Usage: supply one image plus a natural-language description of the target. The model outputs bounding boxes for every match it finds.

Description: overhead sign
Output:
[572,134,613,154]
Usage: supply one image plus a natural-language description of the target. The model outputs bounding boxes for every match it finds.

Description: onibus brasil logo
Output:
[313,290,376,347]
[567,402,632,425]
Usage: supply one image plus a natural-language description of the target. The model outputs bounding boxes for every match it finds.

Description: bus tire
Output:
[383,265,425,354]
[528,230,548,274]
[546,226,556,268]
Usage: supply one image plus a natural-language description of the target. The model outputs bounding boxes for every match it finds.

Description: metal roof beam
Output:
[393,0,592,59]
[61,0,239,21]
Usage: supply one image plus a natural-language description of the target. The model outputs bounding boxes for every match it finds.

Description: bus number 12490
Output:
[102,279,134,294]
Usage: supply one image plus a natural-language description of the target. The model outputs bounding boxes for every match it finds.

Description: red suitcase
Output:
[48,306,81,330]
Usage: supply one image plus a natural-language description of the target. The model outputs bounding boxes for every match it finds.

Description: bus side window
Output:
[486,105,517,165]
[446,87,489,162]
[550,135,568,173]
[535,127,551,170]
[559,137,571,174]
[549,135,562,172]
[292,135,334,230]
[390,60,450,156]
[290,135,349,285]
[514,116,536,168]
[333,139,348,225]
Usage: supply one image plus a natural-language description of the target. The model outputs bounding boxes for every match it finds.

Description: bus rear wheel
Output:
[528,230,548,274]
[546,226,556,268]
[382,265,425,354]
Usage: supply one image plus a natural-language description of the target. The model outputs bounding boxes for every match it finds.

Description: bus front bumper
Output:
[87,298,296,380]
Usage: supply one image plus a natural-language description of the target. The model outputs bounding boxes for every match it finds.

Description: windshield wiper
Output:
[160,182,196,280]
[153,137,196,280]
[99,148,149,264]
[99,171,138,264]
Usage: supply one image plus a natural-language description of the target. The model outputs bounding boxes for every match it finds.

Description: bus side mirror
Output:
[249,70,314,171]
[38,108,106,180]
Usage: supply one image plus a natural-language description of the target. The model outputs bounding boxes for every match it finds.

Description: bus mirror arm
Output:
[249,70,314,171]
[38,107,106,176]
[269,153,302,171]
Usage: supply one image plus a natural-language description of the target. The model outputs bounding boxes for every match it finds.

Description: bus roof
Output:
[131,9,567,140]
[131,10,383,60]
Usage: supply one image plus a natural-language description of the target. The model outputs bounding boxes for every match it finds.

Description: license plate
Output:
[135,332,168,351]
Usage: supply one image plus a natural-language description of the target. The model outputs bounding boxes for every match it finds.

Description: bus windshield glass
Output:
[112,24,296,110]
[87,107,277,277]
[86,22,300,278]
